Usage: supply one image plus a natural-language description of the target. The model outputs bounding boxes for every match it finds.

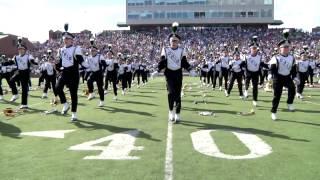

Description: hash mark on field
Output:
[164,121,173,180]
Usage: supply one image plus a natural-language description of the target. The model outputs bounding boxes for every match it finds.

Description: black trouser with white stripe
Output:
[220,67,229,90]
[297,72,308,94]
[166,70,183,114]
[105,71,117,96]
[0,73,18,96]
[44,75,57,96]
[56,67,79,112]
[227,71,243,96]
[127,72,133,89]
[87,71,104,101]
[11,70,29,105]
[213,70,222,89]
[271,75,296,113]
[245,71,259,101]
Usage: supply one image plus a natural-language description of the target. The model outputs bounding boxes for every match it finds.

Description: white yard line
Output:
[164,121,173,180]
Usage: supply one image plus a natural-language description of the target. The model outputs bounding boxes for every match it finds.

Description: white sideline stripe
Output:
[164,121,173,180]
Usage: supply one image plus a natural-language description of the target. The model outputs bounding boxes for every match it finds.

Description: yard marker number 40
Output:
[68,129,272,160]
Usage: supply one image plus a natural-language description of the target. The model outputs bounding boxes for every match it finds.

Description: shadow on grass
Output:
[277,119,320,127]
[99,106,155,117]
[182,106,238,115]
[115,99,158,107]
[0,121,21,139]
[179,120,310,142]
[182,100,230,106]
[73,120,161,142]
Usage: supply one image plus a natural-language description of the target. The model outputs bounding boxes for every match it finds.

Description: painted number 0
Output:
[191,130,272,159]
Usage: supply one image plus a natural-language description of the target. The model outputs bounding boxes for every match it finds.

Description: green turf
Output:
[0,77,320,180]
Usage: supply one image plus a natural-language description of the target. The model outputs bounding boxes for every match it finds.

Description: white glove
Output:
[267,74,273,81]
[190,70,197,77]
[1,66,6,73]
[293,77,300,85]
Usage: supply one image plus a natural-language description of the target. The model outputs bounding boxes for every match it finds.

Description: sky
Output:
[0,0,319,42]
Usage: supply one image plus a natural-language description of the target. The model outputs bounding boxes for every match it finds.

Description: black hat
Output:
[223,43,228,52]
[303,45,309,53]
[47,49,52,56]
[233,46,240,56]
[106,44,114,55]
[17,37,27,50]
[278,29,291,47]
[62,23,75,39]
[249,36,259,48]
[300,51,306,56]
[168,22,181,40]
[90,38,98,50]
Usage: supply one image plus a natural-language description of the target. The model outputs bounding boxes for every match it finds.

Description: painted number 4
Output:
[69,130,144,160]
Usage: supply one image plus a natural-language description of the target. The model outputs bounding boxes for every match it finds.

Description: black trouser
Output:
[200,71,207,84]
[245,71,259,101]
[0,73,18,95]
[260,69,268,85]
[297,72,308,94]
[118,73,127,90]
[136,70,141,85]
[127,72,133,89]
[133,70,137,81]
[166,70,183,114]
[142,70,148,83]
[80,71,85,83]
[44,74,57,96]
[207,70,214,85]
[56,68,79,112]
[87,71,104,101]
[38,73,45,86]
[220,67,229,90]
[28,78,32,87]
[84,71,91,81]
[308,69,314,85]
[105,71,117,96]
[213,70,222,88]
[227,71,243,96]
[10,70,29,105]
[271,75,296,113]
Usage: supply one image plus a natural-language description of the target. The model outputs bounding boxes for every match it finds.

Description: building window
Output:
[194,12,205,19]
[248,11,258,17]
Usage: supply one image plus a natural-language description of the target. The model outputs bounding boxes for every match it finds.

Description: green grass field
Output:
[1,77,320,180]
